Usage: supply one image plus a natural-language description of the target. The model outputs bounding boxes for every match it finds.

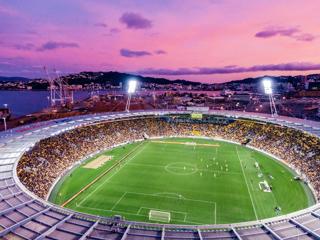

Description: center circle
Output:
[165,162,198,175]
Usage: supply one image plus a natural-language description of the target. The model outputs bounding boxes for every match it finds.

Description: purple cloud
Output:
[0,4,18,16]
[294,33,316,42]
[14,43,35,51]
[119,12,152,29]
[103,28,121,37]
[255,26,316,42]
[94,22,107,28]
[154,50,167,55]
[110,28,120,34]
[25,30,38,35]
[120,48,152,58]
[137,62,320,75]
[37,41,79,51]
[255,27,299,38]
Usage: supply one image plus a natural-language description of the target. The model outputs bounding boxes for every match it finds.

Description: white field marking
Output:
[125,191,217,223]
[110,192,127,211]
[127,162,242,175]
[125,191,216,205]
[83,155,112,169]
[152,140,220,147]
[236,146,259,220]
[214,202,217,224]
[213,144,218,159]
[244,164,278,215]
[76,204,204,225]
[137,206,187,220]
[152,192,186,199]
[76,204,145,217]
[78,142,149,206]
[253,175,279,210]
[244,162,279,217]
[164,162,198,175]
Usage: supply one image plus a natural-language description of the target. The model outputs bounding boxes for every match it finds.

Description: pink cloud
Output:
[37,41,79,51]
[119,12,152,29]
[120,48,151,57]
[137,62,320,75]
[255,26,317,42]
[0,4,19,16]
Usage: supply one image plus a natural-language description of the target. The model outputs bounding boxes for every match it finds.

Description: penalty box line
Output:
[75,204,205,225]
[108,191,217,224]
[138,206,187,222]
[151,140,220,148]
[69,141,148,208]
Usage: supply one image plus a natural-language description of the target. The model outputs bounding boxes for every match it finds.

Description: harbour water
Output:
[0,90,92,117]
[0,89,221,117]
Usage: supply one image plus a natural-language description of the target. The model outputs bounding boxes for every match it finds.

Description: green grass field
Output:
[50,138,315,225]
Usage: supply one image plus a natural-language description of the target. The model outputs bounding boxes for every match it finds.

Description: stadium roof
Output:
[0,110,319,239]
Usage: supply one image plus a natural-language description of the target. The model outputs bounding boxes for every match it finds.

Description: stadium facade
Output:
[0,110,320,239]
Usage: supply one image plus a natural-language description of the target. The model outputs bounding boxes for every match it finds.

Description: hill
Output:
[64,71,201,86]
[226,74,320,85]
[0,76,31,82]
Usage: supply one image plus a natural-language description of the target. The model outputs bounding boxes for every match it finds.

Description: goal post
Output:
[149,210,171,223]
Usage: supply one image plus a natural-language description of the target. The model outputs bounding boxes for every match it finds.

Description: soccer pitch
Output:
[50,138,315,225]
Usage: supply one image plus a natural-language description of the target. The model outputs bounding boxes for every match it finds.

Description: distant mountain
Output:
[64,71,202,86]
[1,72,320,88]
[0,76,31,82]
[226,74,320,85]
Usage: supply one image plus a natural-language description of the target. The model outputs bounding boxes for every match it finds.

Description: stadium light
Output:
[262,77,278,117]
[2,103,8,131]
[127,79,137,94]
[262,78,273,95]
[125,79,138,112]
[2,117,6,131]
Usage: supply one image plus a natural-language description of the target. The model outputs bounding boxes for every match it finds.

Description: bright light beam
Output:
[126,79,138,112]
[128,79,137,94]
[262,78,273,95]
[262,77,278,117]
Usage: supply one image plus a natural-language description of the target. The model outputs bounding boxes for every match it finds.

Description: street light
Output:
[2,117,6,131]
[262,78,278,117]
[125,79,137,112]
[2,104,8,131]
[262,79,273,94]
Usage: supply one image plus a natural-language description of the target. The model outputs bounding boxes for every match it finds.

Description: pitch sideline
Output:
[77,142,149,206]
[61,141,148,207]
[103,190,217,224]
[236,146,259,220]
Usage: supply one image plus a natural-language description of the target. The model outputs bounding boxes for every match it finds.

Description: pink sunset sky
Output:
[1,0,320,83]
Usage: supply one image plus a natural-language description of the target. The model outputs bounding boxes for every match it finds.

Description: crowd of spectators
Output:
[17,116,320,200]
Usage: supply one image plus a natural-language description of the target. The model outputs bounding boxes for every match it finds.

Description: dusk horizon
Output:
[1,0,320,83]
[1,69,319,85]
[0,2,320,238]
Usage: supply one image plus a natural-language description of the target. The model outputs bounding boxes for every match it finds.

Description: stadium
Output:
[0,109,320,239]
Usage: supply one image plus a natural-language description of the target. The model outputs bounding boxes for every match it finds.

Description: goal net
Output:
[149,210,171,223]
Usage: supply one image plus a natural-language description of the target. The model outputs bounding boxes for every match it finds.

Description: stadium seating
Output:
[0,110,319,239]
[18,117,320,200]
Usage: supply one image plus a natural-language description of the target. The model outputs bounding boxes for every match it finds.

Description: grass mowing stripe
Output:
[55,138,311,224]
[111,192,127,211]
[236,146,259,220]
[76,204,204,225]
[78,143,149,206]
[151,140,220,147]
[215,202,217,224]
[127,162,242,175]
[60,141,146,207]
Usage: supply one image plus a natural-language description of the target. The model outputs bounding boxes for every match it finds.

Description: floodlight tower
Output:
[262,78,278,117]
[1,104,8,131]
[125,79,137,112]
